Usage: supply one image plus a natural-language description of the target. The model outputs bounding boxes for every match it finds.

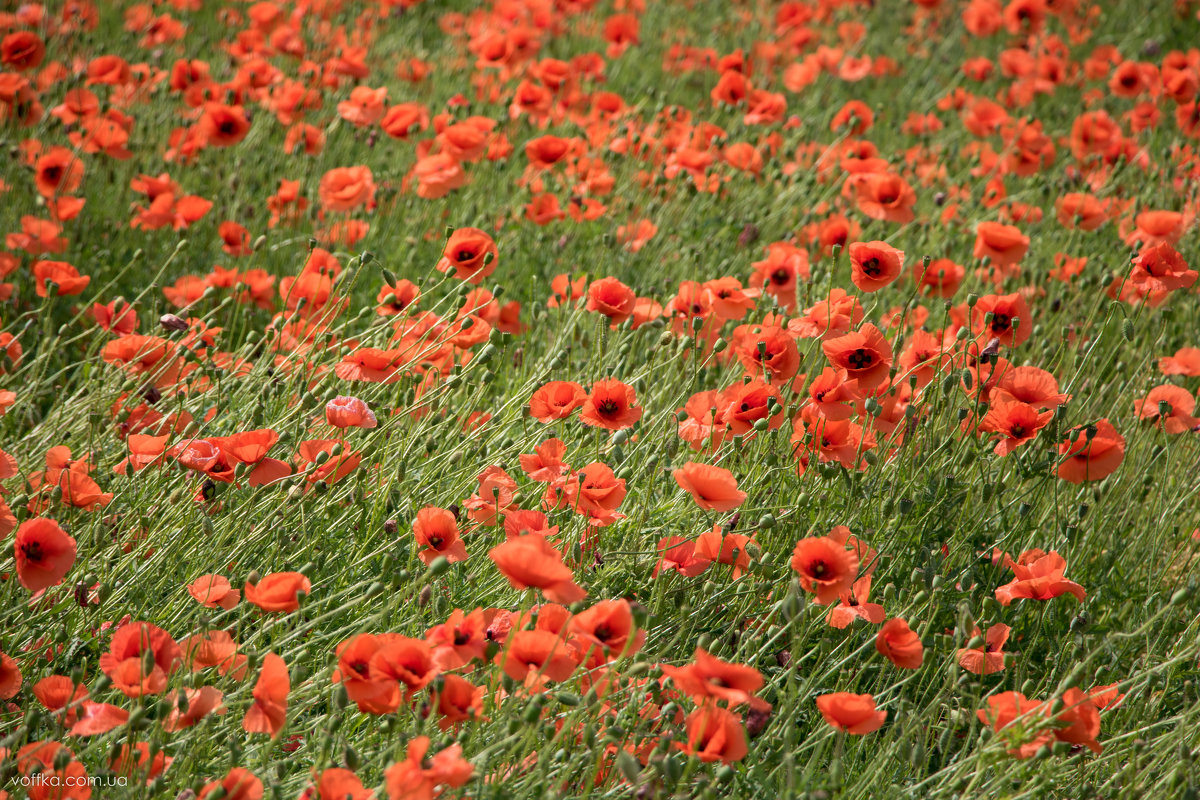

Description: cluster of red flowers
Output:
[4,0,1200,794]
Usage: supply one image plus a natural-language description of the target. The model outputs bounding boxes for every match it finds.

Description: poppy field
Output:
[3,0,1200,797]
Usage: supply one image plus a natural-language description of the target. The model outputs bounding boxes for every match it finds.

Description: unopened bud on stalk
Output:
[160,314,188,332]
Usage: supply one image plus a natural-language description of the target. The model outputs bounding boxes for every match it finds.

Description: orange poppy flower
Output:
[826,575,884,628]
[318,165,376,213]
[430,674,485,731]
[1056,193,1109,231]
[1159,347,1200,376]
[790,535,858,605]
[33,146,84,198]
[305,769,374,800]
[821,323,893,390]
[70,700,130,736]
[413,153,468,199]
[187,574,240,610]
[560,461,628,526]
[972,292,1032,347]
[383,737,473,800]
[851,172,916,223]
[875,618,923,669]
[976,692,1052,759]
[1,30,45,71]
[974,221,1029,267]
[243,653,289,737]
[731,323,801,386]
[244,571,311,613]
[579,378,643,430]
[334,349,405,384]
[1053,688,1103,754]
[653,535,712,578]
[569,599,645,662]
[957,623,1009,675]
[198,102,251,148]
[14,517,77,592]
[198,768,263,800]
[425,608,490,671]
[337,85,387,127]
[660,647,764,706]
[749,242,810,311]
[1057,419,1125,483]
[995,551,1085,606]
[848,240,904,293]
[412,506,468,566]
[163,686,228,731]
[672,461,747,512]
[586,276,637,325]
[1134,384,1199,433]
[518,439,570,483]
[0,651,20,699]
[110,742,173,782]
[980,399,1054,455]
[1128,242,1197,294]
[32,260,90,297]
[325,396,378,429]
[677,704,749,763]
[437,228,498,284]
[498,629,579,688]
[488,534,586,603]
[333,634,403,715]
[99,621,182,698]
[815,692,886,734]
[912,257,964,299]
[32,676,88,726]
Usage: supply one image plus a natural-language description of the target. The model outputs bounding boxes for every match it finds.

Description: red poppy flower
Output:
[1057,418,1125,483]
[957,624,1009,675]
[529,381,587,423]
[980,399,1054,455]
[1054,688,1103,754]
[188,574,240,610]
[489,535,586,603]
[412,506,468,566]
[99,621,182,698]
[437,228,498,285]
[976,692,1052,759]
[0,650,20,699]
[318,165,376,213]
[244,572,311,613]
[661,647,764,706]
[875,618,923,669]
[14,517,77,592]
[198,102,251,148]
[821,324,893,390]
[848,241,904,293]
[243,653,289,738]
[579,378,643,430]
[198,768,263,800]
[995,551,1085,606]
[672,461,747,512]
[815,692,886,734]
[972,293,1032,347]
[974,221,1029,268]
[586,276,637,325]
[790,536,858,605]
[325,396,378,429]
[677,704,749,763]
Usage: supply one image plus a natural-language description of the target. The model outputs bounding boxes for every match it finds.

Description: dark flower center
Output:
[848,348,873,369]
[21,541,44,563]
